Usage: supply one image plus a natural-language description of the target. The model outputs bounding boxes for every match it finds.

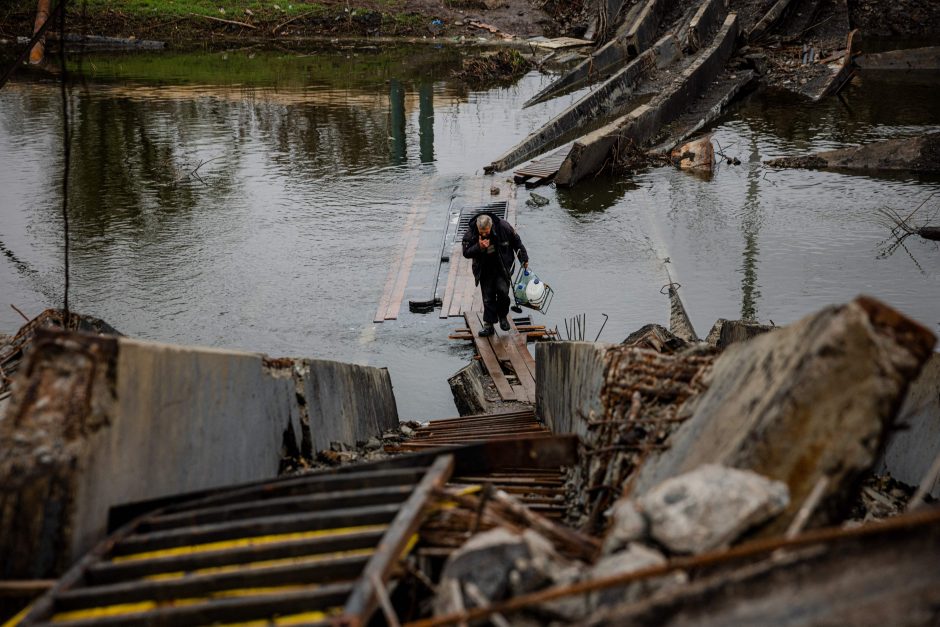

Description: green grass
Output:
[69,45,461,87]
[77,0,326,19]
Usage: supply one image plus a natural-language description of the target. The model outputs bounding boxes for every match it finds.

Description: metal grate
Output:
[454,201,508,241]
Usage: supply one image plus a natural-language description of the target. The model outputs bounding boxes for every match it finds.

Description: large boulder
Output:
[639,464,789,554]
[631,296,935,535]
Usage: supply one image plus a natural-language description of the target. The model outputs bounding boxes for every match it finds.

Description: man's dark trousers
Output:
[480,271,510,324]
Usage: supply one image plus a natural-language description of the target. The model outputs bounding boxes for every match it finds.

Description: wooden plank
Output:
[491,332,536,404]
[470,280,483,314]
[340,455,454,626]
[457,262,477,316]
[374,178,431,322]
[447,257,467,317]
[508,319,537,378]
[439,244,462,319]
[374,184,423,323]
[383,183,434,321]
[465,314,517,401]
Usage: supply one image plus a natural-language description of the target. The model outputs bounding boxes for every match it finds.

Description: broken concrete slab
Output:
[684,0,729,52]
[622,324,690,354]
[580,509,940,627]
[666,283,699,342]
[295,358,398,454]
[856,46,940,71]
[556,13,739,187]
[535,341,608,438]
[649,69,756,156]
[747,0,795,41]
[878,353,940,499]
[704,318,774,350]
[624,0,682,58]
[0,330,399,578]
[766,131,940,174]
[523,0,678,108]
[489,34,681,173]
[448,360,492,416]
[631,296,936,535]
[638,464,789,554]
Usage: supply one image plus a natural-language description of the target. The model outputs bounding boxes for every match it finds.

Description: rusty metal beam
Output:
[338,454,455,627]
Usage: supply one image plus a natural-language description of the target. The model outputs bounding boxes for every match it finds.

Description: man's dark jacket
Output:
[462,212,529,285]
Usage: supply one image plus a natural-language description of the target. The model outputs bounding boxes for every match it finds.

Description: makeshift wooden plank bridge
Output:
[372,177,520,322]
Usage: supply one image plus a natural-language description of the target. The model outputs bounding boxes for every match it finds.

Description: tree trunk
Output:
[29,0,51,65]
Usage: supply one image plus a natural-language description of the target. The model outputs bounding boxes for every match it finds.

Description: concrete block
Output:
[297,358,398,454]
[0,330,399,577]
[878,353,940,498]
[536,341,609,436]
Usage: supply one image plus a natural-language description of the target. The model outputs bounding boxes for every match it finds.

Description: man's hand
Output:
[479,237,490,249]
[523,261,529,269]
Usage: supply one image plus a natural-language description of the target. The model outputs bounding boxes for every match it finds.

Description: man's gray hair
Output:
[476,214,493,231]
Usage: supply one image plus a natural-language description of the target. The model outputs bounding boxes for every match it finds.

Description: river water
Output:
[1,46,938,419]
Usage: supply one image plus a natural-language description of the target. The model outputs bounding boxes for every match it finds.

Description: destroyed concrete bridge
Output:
[2,290,939,625]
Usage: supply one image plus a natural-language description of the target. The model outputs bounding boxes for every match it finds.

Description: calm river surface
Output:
[1,46,938,419]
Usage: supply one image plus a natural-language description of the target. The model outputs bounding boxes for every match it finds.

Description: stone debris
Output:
[631,296,935,535]
[703,318,774,349]
[638,464,789,554]
[602,499,648,554]
[585,543,677,610]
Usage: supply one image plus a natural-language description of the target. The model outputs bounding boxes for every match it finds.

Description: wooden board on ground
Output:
[490,330,536,404]
[465,313,517,401]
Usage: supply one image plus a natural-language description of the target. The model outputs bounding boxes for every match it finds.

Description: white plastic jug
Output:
[525,278,546,303]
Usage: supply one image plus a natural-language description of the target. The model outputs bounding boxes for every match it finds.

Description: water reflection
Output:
[556,177,638,215]
[419,83,434,164]
[740,138,762,322]
[1,47,938,420]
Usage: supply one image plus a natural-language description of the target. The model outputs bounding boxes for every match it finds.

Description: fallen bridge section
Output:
[14,453,454,627]
[556,13,740,187]
[0,329,399,578]
[765,131,940,174]
[489,34,682,173]
[523,0,684,108]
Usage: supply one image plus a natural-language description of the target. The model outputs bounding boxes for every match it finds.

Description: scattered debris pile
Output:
[572,342,716,534]
[452,49,534,86]
[407,295,939,625]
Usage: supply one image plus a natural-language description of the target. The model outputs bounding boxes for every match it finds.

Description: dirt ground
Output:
[1,0,936,49]
[0,0,588,47]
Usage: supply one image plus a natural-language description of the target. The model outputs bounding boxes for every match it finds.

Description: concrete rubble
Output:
[414,294,936,625]
[480,0,935,187]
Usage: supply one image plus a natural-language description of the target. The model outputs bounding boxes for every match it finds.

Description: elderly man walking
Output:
[462,212,529,337]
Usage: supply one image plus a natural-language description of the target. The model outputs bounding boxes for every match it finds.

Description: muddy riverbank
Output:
[3,0,939,50]
[0,0,582,48]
